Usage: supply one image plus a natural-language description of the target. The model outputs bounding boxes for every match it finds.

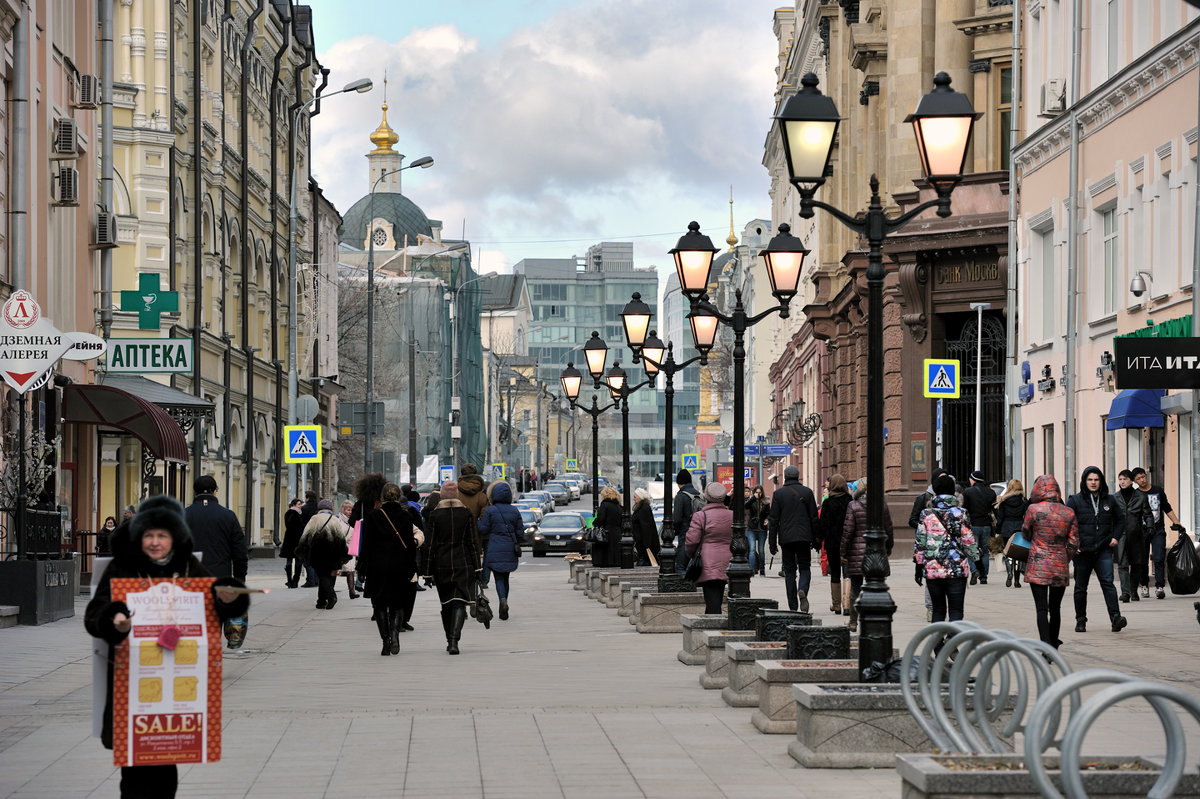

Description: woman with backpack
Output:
[914,474,980,623]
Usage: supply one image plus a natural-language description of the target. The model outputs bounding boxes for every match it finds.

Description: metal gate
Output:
[943,313,1007,484]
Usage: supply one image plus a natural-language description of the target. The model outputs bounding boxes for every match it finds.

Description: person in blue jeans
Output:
[961,471,997,584]
[1066,466,1126,633]
[746,485,769,577]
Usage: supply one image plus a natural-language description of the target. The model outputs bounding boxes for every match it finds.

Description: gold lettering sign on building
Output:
[935,260,1000,285]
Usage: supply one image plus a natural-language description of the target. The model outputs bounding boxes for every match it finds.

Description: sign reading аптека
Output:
[107,339,194,373]
[1114,337,1200,389]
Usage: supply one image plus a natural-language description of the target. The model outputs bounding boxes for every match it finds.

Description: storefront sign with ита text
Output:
[1114,337,1200,389]
[109,577,222,767]
[106,339,194,373]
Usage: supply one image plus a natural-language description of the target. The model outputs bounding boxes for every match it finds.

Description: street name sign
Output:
[106,338,193,373]
[283,425,321,464]
[1114,337,1200,389]
[924,359,960,398]
[729,444,793,457]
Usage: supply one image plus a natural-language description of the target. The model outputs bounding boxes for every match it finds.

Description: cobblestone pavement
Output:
[2,537,1200,797]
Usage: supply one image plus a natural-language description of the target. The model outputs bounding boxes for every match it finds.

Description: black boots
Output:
[441,605,454,652]
[447,603,467,655]
[376,611,391,656]
[499,599,510,621]
[388,609,403,655]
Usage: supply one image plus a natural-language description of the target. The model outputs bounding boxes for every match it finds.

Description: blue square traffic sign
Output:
[923,359,960,398]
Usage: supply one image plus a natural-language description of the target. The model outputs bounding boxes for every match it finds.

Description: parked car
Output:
[517,507,540,545]
[564,472,591,493]
[522,491,554,515]
[515,500,544,523]
[559,476,582,499]
[531,512,588,556]
[544,481,570,506]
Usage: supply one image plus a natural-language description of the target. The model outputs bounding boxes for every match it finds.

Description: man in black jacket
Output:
[184,475,250,648]
[767,465,819,612]
[1065,466,1126,633]
[1131,466,1185,599]
[672,469,701,574]
[1112,469,1151,603]
[962,471,998,585]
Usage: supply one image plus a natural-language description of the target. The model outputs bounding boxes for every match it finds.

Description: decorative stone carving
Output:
[658,573,697,594]
[897,259,929,343]
[786,624,851,660]
[756,609,814,642]
[728,597,778,631]
[858,80,879,106]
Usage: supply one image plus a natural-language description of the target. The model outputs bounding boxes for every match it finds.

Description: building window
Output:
[1042,423,1055,476]
[1023,428,1034,485]
[996,64,1013,171]
[1101,207,1119,314]
[1040,226,1056,341]
[1107,0,1119,77]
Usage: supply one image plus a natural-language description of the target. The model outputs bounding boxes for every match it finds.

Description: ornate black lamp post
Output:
[560,362,617,520]
[774,71,978,676]
[670,222,809,599]
[603,361,655,569]
[621,291,707,588]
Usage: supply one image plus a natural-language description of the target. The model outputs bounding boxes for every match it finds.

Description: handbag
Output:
[472,579,493,628]
[1003,530,1031,562]
[684,511,707,582]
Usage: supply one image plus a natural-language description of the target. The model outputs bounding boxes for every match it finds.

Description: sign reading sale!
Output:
[109,578,222,767]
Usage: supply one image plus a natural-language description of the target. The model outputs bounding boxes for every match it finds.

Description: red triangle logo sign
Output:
[5,371,36,387]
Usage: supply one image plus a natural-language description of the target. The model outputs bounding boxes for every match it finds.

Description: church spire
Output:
[726,186,739,251]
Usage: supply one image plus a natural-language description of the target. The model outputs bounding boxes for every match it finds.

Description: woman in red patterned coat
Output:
[1021,475,1080,648]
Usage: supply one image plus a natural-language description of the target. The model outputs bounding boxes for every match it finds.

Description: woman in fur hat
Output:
[84,495,248,799]
[421,480,482,655]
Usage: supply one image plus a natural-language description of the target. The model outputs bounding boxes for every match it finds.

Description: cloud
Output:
[311,0,779,267]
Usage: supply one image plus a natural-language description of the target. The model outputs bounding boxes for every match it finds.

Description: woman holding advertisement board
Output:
[85,496,248,798]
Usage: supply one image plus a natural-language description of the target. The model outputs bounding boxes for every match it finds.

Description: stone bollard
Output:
[751,660,860,734]
[700,629,757,689]
[633,592,711,633]
[678,613,728,665]
[722,641,787,706]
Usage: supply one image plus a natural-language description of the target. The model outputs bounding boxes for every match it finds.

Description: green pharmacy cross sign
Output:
[120,272,179,330]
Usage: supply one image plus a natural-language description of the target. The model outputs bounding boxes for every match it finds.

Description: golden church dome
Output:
[369,103,399,154]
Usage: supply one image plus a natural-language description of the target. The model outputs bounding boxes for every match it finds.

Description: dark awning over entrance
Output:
[1105,389,1167,430]
[63,383,190,462]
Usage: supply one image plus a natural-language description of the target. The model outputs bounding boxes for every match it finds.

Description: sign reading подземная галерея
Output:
[106,339,193,373]
[1114,337,1200,390]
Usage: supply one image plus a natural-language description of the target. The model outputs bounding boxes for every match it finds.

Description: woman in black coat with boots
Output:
[591,486,623,567]
[362,483,423,655]
[85,496,248,799]
[422,481,483,655]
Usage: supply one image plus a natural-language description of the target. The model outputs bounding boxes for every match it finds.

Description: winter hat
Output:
[970,470,985,483]
[704,482,727,502]
[933,474,957,495]
[317,498,334,511]
[440,480,459,500]
[129,495,192,554]
[676,469,692,486]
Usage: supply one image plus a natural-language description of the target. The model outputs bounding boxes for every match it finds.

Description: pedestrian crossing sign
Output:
[923,359,960,398]
[284,425,322,463]
[566,458,578,472]
[681,453,699,471]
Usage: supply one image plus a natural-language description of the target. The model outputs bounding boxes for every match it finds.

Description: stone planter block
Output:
[678,614,728,664]
[569,557,592,586]
[600,567,659,603]
[727,597,778,630]
[750,659,860,734]
[0,560,77,625]
[700,630,757,689]
[895,754,1200,799]
[721,642,786,707]
[634,592,713,633]
[608,579,656,609]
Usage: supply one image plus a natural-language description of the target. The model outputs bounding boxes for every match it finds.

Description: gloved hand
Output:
[422,576,433,587]
[769,544,778,555]
[1172,524,1186,533]
[914,564,924,586]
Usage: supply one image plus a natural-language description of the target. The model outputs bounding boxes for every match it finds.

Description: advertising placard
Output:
[109,578,222,767]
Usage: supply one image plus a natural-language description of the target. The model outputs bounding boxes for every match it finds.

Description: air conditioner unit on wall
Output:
[95,211,118,247]
[77,75,100,108]
[1040,79,1066,116]
[52,166,79,206]
[52,117,78,158]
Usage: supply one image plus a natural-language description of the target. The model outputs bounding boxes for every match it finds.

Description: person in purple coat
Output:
[684,482,734,614]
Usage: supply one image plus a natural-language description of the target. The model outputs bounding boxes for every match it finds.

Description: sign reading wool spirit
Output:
[107,339,194,373]
[1114,337,1200,389]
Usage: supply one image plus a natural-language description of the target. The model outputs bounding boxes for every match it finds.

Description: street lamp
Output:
[774,71,978,676]
[671,222,808,600]
[287,76,372,499]
[626,325,705,590]
[363,155,435,476]
[604,360,655,568]
[560,364,617,518]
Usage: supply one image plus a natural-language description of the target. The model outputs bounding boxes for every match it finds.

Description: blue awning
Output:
[1105,389,1167,430]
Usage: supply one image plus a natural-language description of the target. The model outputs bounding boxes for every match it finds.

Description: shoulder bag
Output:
[684,511,707,583]
[1003,529,1031,562]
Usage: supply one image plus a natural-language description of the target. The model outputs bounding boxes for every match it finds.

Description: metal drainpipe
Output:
[1192,61,1200,538]
[269,2,291,543]
[191,0,204,479]
[1005,0,1020,480]
[1063,0,1082,487]
[99,0,114,334]
[241,0,266,537]
[12,5,28,291]
[220,1,233,500]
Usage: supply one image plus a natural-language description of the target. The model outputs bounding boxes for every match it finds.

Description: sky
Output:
[307,0,785,287]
